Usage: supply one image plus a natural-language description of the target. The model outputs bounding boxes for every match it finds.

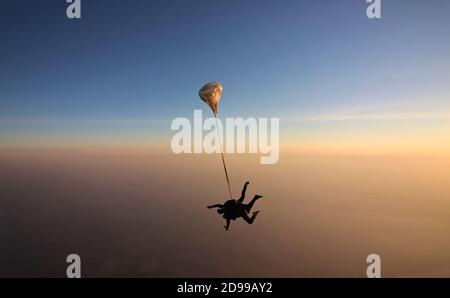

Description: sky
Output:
[1,0,449,152]
[2,1,450,278]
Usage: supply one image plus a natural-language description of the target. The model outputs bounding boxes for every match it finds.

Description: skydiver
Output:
[207,181,263,231]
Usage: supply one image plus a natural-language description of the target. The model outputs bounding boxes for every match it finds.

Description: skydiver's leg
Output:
[237,181,249,203]
[241,211,258,225]
[244,195,263,213]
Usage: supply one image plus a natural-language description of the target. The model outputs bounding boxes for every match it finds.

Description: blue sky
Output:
[1,0,449,146]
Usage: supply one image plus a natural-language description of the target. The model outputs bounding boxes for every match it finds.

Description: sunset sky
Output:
[1,0,449,153]
[2,0,450,278]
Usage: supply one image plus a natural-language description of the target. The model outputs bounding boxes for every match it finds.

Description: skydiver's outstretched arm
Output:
[224,218,231,231]
[207,204,223,209]
[238,181,250,203]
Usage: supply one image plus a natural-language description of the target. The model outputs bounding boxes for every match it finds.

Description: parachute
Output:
[198,81,223,115]
[198,81,232,199]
